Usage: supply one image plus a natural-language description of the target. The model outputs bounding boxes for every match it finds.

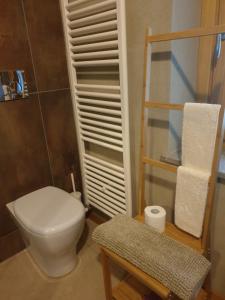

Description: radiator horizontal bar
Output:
[73,59,119,66]
[69,9,117,29]
[87,181,126,205]
[66,0,91,11]
[84,166,125,185]
[79,112,122,124]
[75,83,120,91]
[85,170,125,191]
[87,187,126,211]
[88,195,119,216]
[84,158,124,178]
[76,90,121,99]
[73,50,119,60]
[87,189,125,213]
[81,124,123,138]
[84,153,124,172]
[67,0,116,20]
[76,71,119,75]
[78,104,121,116]
[71,30,118,45]
[79,117,122,130]
[89,199,115,217]
[78,98,121,107]
[86,177,126,198]
[82,137,123,152]
[77,98,121,108]
[82,131,123,145]
[71,40,118,52]
[70,20,117,37]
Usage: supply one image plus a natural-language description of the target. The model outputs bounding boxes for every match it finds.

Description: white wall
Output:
[126,0,225,296]
[125,0,173,211]
[168,0,201,160]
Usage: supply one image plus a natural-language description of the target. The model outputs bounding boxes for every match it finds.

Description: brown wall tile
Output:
[0,0,82,261]
[0,229,25,262]
[22,0,69,91]
[0,0,36,92]
[0,95,52,236]
[39,89,82,193]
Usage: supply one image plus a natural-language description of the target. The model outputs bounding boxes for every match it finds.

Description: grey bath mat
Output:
[92,215,210,300]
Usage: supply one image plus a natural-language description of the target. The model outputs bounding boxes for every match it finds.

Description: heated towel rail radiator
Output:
[60,0,132,217]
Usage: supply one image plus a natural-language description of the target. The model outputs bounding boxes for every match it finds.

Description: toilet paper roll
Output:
[144,206,166,233]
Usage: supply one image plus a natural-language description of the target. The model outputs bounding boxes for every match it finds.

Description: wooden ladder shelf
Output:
[99,24,225,300]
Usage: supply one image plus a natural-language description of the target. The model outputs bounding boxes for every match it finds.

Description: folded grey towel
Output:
[92,215,211,300]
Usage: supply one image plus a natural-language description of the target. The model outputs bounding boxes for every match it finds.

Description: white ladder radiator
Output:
[60,0,132,217]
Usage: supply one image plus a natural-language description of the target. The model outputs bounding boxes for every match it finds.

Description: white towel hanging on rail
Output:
[175,166,210,238]
[175,103,221,237]
[182,103,221,172]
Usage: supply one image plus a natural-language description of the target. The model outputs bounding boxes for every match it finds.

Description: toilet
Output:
[6,186,85,278]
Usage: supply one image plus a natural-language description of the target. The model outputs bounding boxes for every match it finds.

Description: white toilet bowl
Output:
[7,186,85,278]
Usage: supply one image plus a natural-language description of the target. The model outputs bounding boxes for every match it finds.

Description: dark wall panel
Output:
[0,230,25,261]
[22,0,69,91]
[0,0,82,261]
[0,0,36,92]
[40,90,82,193]
[0,96,52,236]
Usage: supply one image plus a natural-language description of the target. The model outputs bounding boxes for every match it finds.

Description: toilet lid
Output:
[14,186,85,236]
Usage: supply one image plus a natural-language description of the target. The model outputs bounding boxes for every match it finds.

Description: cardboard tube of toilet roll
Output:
[144,206,166,233]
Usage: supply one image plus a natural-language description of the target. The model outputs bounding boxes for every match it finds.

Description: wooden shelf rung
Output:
[143,157,178,173]
[102,247,170,299]
[144,102,184,111]
[147,24,225,43]
[112,276,158,300]
[113,275,207,300]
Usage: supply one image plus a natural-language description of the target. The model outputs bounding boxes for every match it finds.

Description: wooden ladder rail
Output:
[100,24,225,300]
[139,100,224,251]
[138,25,225,253]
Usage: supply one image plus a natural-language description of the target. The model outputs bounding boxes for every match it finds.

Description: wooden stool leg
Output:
[101,249,113,300]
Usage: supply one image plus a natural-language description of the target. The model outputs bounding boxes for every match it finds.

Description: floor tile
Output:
[0,220,124,300]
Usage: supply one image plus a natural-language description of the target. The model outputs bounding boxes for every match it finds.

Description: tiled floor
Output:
[0,220,124,300]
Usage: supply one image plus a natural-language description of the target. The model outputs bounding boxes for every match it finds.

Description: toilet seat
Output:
[14,186,84,236]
